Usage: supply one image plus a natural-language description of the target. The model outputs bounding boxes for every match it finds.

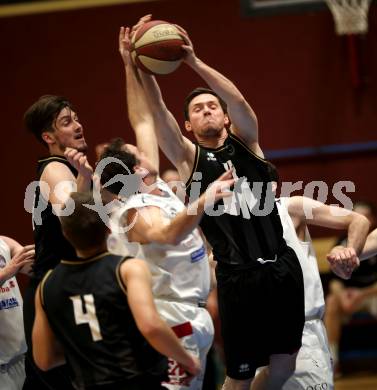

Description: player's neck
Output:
[49,145,65,157]
[196,128,228,149]
[76,244,108,259]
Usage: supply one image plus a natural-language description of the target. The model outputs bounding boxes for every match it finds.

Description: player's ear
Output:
[184,120,192,132]
[133,164,141,174]
[224,114,230,127]
[41,131,55,145]
[133,164,148,176]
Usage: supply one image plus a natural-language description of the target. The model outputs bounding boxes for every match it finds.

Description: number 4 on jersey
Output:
[70,294,102,341]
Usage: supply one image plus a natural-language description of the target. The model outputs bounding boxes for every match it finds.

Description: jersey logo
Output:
[238,363,250,373]
[206,152,217,161]
[0,285,10,293]
[70,294,103,342]
[0,297,19,310]
[163,358,189,386]
[190,245,206,263]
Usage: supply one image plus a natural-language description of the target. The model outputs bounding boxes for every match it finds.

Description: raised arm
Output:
[120,258,200,376]
[122,15,195,181]
[64,148,93,193]
[179,28,259,153]
[138,70,196,181]
[119,25,160,171]
[287,196,370,278]
[287,196,370,255]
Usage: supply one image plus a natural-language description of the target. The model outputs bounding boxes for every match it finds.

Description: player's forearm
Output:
[33,337,66,371]
[33,293,66,371]
[142,318,196,368]
[187,57,258,143]
[346,215,370,255]
[139,71,188,165]
[126,64,153,127]
[0,268,11,286]
[0,263,19,286]
[125,64,159,168]
[209,258,217,290]
[360,228,377,260]
[187,57,245,105]
[139,70,166,110]
[138,71,182,142]
[76,173,92,193]
[159,198,205,245]
[160,170,233,244]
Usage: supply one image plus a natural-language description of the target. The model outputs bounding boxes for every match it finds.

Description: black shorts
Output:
[216,245,305,380]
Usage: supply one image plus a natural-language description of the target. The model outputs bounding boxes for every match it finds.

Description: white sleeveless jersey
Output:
[277,198,325,319]
[0,238,27,364]
[108,178,211,305]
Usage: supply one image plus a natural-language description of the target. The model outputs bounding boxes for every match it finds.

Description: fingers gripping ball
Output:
[131,21,185,75]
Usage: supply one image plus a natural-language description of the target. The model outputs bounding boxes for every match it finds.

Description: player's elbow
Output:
[33,352,55,371]
[33,332,65,371]
[232,94,248,106]
[35,360,51,372]
[356,214,370,232]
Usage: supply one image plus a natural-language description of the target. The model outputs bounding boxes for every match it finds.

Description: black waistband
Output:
[217,245,293,272]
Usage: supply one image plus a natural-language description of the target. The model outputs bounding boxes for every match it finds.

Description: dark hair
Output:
[183,87,227,121]
[60,192,108,252]
[353,200,377,215]
[24,95,74,144]
[99,138,139,196]
[266,161,279,183]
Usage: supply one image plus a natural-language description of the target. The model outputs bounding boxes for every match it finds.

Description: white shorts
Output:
[283,319,334,390]
[0,355,25,390]
[155,300,214,390]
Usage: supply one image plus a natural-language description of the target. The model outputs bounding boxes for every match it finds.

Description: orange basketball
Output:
[131,20,185,75]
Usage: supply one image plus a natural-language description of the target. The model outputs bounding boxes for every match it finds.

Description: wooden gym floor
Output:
[335,372,377,390]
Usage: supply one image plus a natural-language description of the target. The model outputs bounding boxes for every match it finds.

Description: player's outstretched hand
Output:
[2,244,35,280]
[119,15,152,67]
[130,14,152,37]
[202,169,235,207]
[327,246,360,279]
[180,354,201,386]
[174,24,196,66]
[119,26,132,66]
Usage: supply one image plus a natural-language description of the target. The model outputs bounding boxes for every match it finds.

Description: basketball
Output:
[131,20,185,75]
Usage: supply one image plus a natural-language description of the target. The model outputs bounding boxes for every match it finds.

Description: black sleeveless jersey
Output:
[186,132,286,265]
[33,156,77,280]
[41,252,167,389]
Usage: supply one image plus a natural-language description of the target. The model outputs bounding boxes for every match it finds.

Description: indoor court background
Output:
[0,0,376,387]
